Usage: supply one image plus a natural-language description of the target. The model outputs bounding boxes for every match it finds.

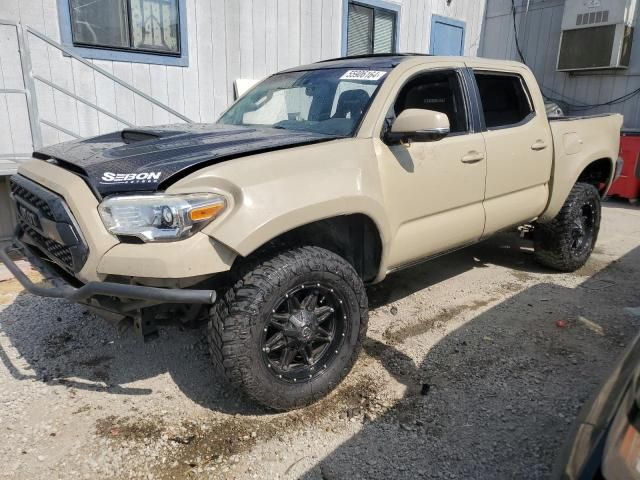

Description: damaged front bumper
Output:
[0,233,217,308]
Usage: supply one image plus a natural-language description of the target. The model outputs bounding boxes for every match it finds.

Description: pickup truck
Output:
[0,54,623,410]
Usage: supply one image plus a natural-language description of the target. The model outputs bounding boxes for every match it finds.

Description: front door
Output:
[430,15,466,56]
[378,67,487,269]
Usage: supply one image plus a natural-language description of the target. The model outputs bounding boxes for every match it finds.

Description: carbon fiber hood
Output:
[34,124,336,197]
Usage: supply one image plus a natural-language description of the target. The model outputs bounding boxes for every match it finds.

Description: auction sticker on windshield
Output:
[340,70,387,81]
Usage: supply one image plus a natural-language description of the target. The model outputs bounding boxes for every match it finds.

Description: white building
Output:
[0,0,486,241]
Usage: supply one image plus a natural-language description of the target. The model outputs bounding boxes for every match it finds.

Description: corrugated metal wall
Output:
[0,177,16,241]
[480,0,640,128]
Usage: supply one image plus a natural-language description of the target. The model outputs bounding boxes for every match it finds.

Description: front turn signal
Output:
[189,203,226,222]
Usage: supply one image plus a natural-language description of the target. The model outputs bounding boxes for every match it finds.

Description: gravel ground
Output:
[1,200,639,480]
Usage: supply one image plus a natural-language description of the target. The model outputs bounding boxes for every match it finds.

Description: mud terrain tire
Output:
[207,246,368,411]
[534,182,601,272]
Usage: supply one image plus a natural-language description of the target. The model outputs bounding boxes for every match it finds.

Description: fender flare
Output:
[539,154,615,223]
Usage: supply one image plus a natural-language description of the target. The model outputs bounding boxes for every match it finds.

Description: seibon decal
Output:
[100,171,162,184]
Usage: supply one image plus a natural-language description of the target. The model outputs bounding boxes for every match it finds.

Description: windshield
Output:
[218,68,390,136]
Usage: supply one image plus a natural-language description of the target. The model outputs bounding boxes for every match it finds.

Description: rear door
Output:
[468,67,553,236]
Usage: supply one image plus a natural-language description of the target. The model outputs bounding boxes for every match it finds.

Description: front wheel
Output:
[207,246,368,410]
[534,182,601,272]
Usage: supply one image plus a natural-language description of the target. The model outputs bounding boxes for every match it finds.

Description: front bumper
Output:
[0,234,216,306]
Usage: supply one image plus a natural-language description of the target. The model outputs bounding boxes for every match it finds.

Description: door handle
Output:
[531,140,548,151]
[461,151,485,164]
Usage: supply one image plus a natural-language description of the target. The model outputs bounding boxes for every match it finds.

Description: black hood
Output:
[34,124,336,196]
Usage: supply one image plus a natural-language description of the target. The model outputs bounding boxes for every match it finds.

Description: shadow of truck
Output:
[302,245,640,480]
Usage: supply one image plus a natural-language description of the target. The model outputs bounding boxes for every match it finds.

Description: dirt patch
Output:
[575,257,610,277]
[42,329,75,358]
[0,271,43,305]
[509,270,535,283]
[383,299,494,345]
[95,374,385,479]
[96,415,165,442]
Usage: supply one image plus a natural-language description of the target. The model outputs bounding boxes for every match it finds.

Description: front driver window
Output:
[391,70,469,134]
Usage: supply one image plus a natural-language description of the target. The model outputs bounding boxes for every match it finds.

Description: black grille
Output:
[9,175,88,274]
[10,181,53,218]
[22,224,74,267]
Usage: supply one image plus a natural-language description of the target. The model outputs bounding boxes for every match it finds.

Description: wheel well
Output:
[577,158,613,195]
[245,214,383,283]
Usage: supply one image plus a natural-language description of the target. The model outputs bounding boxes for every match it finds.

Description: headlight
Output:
[98,193,226,242]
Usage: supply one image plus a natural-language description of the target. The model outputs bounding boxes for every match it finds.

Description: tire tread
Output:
[206,246,368,410]
[534,182,601,272]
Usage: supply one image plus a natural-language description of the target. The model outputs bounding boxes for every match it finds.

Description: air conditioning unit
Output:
[557,0,637,71]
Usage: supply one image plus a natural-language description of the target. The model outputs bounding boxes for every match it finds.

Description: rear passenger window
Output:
[393,70,468,134]
[474,72,534,129]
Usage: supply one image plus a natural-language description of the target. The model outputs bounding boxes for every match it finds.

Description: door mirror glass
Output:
[386,108,450,144]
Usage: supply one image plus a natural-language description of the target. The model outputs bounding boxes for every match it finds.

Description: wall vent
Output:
[576,10,610,25]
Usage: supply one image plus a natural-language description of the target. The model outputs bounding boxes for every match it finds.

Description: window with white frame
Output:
[69,0,181,56]
[346,1,398,56]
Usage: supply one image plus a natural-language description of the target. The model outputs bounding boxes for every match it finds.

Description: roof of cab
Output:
[280,54,427,72]
[280,54,526,73]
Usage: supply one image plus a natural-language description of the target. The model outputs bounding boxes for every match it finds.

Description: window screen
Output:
[393,70,468,134]
[347,2,397,56]
[474,73,534,129]
[70,0,180,55]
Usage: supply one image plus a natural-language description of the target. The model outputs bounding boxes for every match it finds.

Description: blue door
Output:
[430,15,466,56]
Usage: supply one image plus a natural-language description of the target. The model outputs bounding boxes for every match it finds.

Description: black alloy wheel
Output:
[261,283,348,383]
[568,202,596,257]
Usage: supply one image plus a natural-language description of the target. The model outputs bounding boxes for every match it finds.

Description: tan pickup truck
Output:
[1,55,623,410]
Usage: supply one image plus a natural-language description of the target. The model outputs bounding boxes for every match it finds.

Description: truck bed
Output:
[540,113,623,222]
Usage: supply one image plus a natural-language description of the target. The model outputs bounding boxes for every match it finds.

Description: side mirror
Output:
[385,109,450,144]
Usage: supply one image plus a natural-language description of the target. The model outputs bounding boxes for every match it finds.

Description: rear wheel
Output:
[207,246,368,410]
[534,182,601,272]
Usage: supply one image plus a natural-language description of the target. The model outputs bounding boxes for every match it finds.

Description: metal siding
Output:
[93,60,120,133]
[0,177,16,242]
[481,0,640,129]
[0,0,485,142]
[212,0,228,118]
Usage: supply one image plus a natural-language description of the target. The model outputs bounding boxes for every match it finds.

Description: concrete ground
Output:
[0,200,639,479]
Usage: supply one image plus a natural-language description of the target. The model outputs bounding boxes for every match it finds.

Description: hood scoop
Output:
[121,129,161,144]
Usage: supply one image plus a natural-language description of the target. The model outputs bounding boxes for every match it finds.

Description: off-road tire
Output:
[207,246,368,411]
[534,182,601,272]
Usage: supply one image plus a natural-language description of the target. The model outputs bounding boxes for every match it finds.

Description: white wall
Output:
[398,0,486,55]
[480,0,640,128]
[0,0,345,148]
[0,0,486,145]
